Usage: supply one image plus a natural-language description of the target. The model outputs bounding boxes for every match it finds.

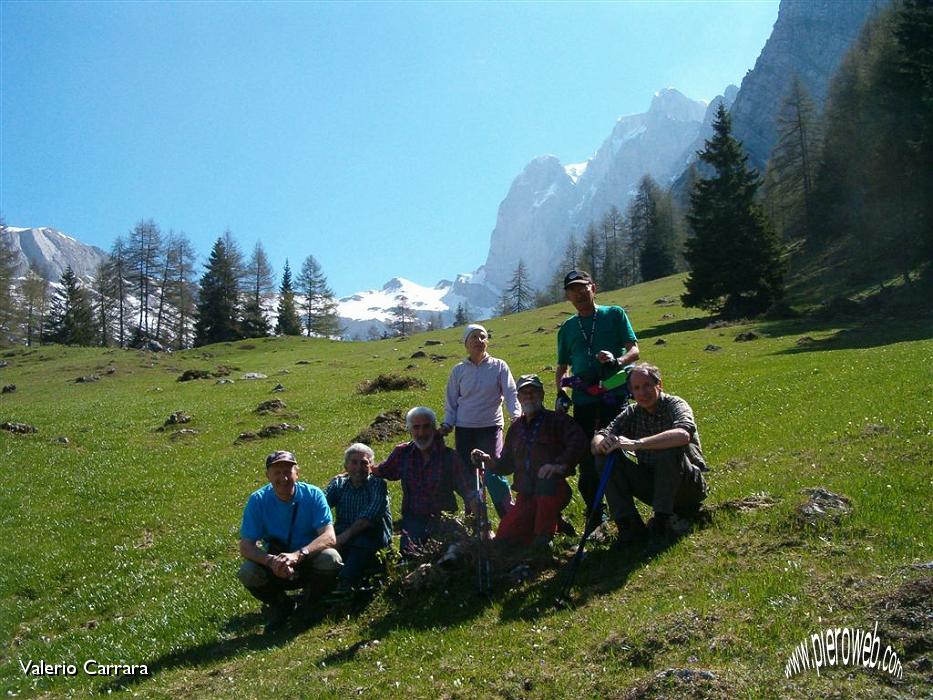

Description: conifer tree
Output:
[764,76,822,239]
[274,260,302,336]
[193,237,243,346]
[20,263,49,346]
[505,259,535,313]
[108,236,133,347]
[241,242,274,338]
[44,266,96,345]
[636,176,678,281]
[388,294,418,336]
[0,223,17,342]
[682,104,784,317]
[453,302,469,327]
[296,254,342,337]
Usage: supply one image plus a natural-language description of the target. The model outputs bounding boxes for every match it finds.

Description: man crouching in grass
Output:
[591,363,709,545]
[238,450,343,632]
[325,443,392,597]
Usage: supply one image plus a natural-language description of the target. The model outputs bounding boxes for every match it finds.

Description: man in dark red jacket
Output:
[472,374,587,548]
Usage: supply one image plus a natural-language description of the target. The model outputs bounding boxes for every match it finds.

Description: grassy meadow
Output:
[1,273,930,698]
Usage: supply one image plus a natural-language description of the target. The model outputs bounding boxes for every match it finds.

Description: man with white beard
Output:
[372,406,476,555]
[472,375,587,551]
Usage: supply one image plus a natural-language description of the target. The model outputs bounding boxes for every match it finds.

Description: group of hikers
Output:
[238,269,710,631]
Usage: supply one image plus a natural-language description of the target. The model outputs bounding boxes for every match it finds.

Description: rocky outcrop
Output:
[729,0,887,171]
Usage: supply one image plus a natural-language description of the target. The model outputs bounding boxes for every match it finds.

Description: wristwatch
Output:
[299,546,309,561]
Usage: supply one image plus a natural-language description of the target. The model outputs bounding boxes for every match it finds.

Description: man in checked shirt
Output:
[325,443,393,593]
[372,406,478,556]
[591,362,709,544]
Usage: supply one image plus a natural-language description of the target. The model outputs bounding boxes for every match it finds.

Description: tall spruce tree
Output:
[45,266,96,345]
[193,237,243,346]
[682,104,784,317]
[274,259,302,336]
[296,254,341,337]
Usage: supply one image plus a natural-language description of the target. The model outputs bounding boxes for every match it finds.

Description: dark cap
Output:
[265,450,297,468]
[516,374,544,392]
[563,269,593,289]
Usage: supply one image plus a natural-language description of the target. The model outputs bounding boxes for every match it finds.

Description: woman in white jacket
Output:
[440,324,520,517]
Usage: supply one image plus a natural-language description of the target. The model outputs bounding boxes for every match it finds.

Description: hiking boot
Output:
[613,516,648,548]
[262,597,296,634]
[646,512,674,539]
[556,515,577,538]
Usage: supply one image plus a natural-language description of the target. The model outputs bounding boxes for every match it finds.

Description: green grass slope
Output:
[1,274,930,698]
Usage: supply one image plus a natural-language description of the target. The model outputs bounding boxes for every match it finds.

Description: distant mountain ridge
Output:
[482,88,714,292]
[2,227,108,281]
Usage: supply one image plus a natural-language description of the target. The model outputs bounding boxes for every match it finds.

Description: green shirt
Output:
[557,305,637,406]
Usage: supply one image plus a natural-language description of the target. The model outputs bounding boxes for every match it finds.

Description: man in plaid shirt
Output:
[592,362,709,543]
[372,406,476,555]
[325,443,392,591]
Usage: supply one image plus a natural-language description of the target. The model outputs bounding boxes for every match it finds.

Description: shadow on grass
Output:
[637,316,711,339]
[495,538,678,623]
[769,316,932,354]
[98,610,318,693]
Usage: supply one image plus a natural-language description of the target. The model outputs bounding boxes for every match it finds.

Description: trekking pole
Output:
[472,454,493,595]
[556,452,617,604]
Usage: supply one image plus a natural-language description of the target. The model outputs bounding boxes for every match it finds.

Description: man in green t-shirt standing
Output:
[556,269,639,537]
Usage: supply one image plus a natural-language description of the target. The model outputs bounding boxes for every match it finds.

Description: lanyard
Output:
[576,311,597,363]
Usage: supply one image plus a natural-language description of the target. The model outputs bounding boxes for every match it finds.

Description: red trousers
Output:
[495,481,569,545]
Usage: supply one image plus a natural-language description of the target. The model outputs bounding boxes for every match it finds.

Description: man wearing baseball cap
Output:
[238,450,343,632]
[472,374,586,550]
[556,269,640,538]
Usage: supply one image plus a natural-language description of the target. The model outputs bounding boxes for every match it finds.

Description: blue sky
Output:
[1,1,779,297]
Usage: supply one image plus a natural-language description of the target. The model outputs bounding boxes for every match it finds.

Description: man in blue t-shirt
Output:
[556,269,640,537]
[238,450,343,631]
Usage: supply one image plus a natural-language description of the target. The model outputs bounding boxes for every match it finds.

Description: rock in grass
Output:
[655,339,667,346]
[257,423,304,438]
[654,296,675,304]
[0,360,8,368]
[215,378,234,385]
[54,436,70,444]
[271,384,286,393]
[424,340,442,346]
[256,399,287,414]
[795,487,851,524]
[1,422,37,434]
[796,335,816,346]
[2,384,15,393]
[703,344,722,352]
[241,372,267,380]
[661,312,674,319]
[296,360,312,365]
[75,374,100,383]
[235,431,259,443]
[164,411,192,426]
[170,429,200,440]
[734,331,760,342]
[410,350,427,359]
[178,369,211,382]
